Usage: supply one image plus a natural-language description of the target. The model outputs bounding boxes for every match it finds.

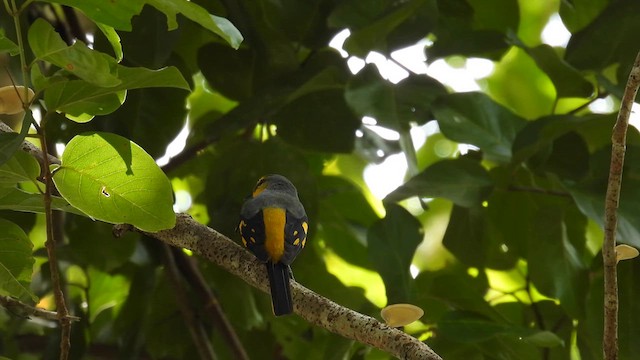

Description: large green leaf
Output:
[52,132,175,232]
[28,19,121,87]
[367,203,422,304]
[42,0,243,49]
[0,151,40,185]
[44,66,189,122]
[386,157,494,207]
[433,92,527,163]
[565,1,640,78]
[345,65,447,130]
[0,218,36,301]
[146,0,243,49]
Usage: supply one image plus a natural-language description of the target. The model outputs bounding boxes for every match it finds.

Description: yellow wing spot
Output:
[302,222,308,234]
[241,237,247,247]
[293,238,300,246]
[302,238,307,247]
[251,228,256,233]
[293,230,298,236]
[250,237,256,243]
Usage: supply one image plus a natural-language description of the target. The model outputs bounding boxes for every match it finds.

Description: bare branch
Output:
[0,295,80,322]
[161,243,217,360]
[114,215,443,360]
[603,50,640,360]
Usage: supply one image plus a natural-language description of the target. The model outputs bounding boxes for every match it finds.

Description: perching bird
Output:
[238,175,308,316]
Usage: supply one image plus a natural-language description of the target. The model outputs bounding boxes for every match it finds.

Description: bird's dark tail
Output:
[266,262,293,316]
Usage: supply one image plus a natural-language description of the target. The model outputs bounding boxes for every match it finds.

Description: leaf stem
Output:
[602,50,640,360]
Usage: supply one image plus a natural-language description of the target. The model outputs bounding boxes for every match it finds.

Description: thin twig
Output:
[0,295,80,322]
[161,243,217,360]
[114,215,443,360]
[603,50,640,360]
[171,248,249,360]
[39,113,72,360]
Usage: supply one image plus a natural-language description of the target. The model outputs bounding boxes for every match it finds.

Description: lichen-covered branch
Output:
[114,214,442,360]
[603,51,640,360]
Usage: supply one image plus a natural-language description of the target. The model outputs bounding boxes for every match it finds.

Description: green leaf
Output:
[95,23,123,62]
[0,218,36,301]
[0,151,40,185]
[513,39,594,98]
[433,92,527,163]
[0,111,34,167]
[42,0,145,31]
[341,0,436,57]
[0,32,19,55]
[367,203,422,304]
[565,1,640,74]
[198,43,255,100]
[274,89,360,153]
[559,0,609,32]
[442,204,518,270]
[52,132,175,232]
[386,157,494,207]
[44,66,189,121]
[28,19,120,87]
[146,0,243,49]
[345,65,447,130]
[0,186,80,214]
[317,176,379,270]
[522,330,564,347]
[528,200,588,318]
[439,311,563,347]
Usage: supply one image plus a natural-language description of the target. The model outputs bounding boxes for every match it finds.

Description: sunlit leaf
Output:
[146,0,243,49]
[28,19,121,87]
[53,132,175,232]
[44,66,189,121]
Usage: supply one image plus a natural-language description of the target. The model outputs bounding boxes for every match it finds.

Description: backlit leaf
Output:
[53,132,175,232]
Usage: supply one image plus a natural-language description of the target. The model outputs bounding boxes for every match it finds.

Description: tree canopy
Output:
[1,0,640,359]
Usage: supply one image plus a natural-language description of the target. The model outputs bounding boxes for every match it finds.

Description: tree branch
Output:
[0,295,80,322]
[603,50,640,360]
[171,247,249,360]
[161,242,217,360]
[114,214,443,360]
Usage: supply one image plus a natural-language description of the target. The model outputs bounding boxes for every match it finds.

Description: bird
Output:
[238,174,308,316]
